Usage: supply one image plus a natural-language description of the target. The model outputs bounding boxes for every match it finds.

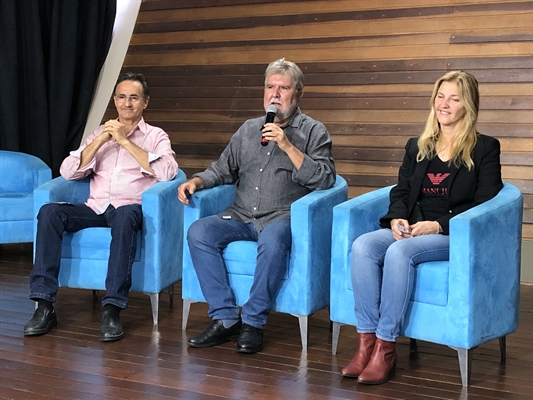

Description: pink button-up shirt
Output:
[60,118,178,214]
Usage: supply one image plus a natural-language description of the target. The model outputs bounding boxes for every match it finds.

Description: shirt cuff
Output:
[148,152,160,163]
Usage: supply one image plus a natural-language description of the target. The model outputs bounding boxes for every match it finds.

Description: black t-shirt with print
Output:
[418,157,451,221]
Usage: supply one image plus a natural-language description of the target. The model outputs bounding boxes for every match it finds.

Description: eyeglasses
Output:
[115,94,142,103]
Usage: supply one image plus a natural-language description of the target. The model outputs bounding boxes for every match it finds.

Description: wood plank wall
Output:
[108,0,533,238]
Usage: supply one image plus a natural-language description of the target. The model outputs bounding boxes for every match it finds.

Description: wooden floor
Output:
[1,244,532,400]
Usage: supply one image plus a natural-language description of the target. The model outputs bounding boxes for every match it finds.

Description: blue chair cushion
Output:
[412,261,449,307]
[61,227,142,262]
[224,241,258,275]
[0,193,34,221]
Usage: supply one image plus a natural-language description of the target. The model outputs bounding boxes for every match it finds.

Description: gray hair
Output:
[264,58,304,92]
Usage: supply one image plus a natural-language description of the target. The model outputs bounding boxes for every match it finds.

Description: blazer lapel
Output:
[409,158,430,209]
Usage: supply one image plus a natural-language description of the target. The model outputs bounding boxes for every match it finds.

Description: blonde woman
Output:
[343,71,503,384]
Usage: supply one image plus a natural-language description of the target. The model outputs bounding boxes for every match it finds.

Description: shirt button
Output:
[253,207,257,210]
[255,187,259,190]
[267,152,271,156]
[448,210,452,213]
[259,168,263,172]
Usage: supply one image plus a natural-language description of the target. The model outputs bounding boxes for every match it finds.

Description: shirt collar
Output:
[127,117,148,137]
[281,107,302,130]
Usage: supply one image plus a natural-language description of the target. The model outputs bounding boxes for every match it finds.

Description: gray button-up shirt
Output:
[194,108,336,232]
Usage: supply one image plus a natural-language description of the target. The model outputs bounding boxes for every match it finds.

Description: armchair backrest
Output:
[0,150,52,244]
[0,150,51,193]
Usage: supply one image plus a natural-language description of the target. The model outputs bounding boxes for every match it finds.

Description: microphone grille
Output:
[266,105,277,114]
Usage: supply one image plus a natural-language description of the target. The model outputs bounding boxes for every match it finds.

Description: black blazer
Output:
[380,134,503,235]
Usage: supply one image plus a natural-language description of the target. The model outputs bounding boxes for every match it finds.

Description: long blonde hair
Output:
[417,71,479,169]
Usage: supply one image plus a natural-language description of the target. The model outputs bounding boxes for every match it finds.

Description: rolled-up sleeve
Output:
[294,122,336,190]
[144,127,178,181]
[59,130,100,180]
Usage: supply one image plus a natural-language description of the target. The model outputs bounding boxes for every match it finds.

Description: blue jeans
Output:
[351,228,449,342]
[29,202,143,309]
[187,215,291,329]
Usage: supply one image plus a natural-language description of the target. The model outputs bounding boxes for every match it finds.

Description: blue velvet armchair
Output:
[182,175,348,348]
[33,169,186,324]
[0,150,51,244]
[330,182,523,386]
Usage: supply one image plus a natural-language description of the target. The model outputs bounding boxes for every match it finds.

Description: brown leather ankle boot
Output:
[357,338,397,385]
[341,333,376,378]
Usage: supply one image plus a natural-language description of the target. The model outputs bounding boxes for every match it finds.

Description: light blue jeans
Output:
[351,228,449,342]
[187,215,291,329]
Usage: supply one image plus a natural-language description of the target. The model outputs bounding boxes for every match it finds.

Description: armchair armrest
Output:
[183,184,235,233]
[447,182,523,346]
[0,150,51,192]
[34,177,90,214]
[285,175,348,313]
[141,169,187,274]
[33,177,91,246]
[331,186,393,284]
[181,184,235,302]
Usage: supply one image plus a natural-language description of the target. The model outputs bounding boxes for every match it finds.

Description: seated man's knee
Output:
[260,219,291,252]
[37,203,63,223]
[187,216,213,244]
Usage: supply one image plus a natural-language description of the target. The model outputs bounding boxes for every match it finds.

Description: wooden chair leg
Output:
[168,285,174,304]
[499,336,507,362]
[410,338,418,353]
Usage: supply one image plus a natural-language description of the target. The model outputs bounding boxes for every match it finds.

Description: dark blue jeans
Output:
[187,215,291,329]
[29,202,143,309]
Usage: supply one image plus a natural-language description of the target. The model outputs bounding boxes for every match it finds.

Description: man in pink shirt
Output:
[24,72,178,342]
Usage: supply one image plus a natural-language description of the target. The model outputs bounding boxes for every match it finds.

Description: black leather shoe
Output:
[24,306,57,336]
[236,323,263,354]
[99,310,124,342]
[188,319,242,348]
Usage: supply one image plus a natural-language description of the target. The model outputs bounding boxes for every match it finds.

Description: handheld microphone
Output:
[261,105,278,146]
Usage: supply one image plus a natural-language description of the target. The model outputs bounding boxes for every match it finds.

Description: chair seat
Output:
[411,261,449,306]
[62,228,142,262]
[0,193,34,221]
[224,241,258,275]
